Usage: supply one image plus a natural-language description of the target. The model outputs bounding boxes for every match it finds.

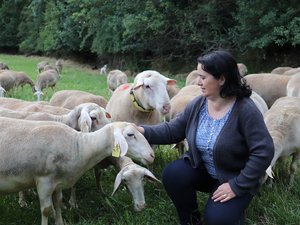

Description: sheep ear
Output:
[167,79,177,85]
[79,109,92,132]
[113,128,128,157]
[266,166,274,179]
[144,169,161,183]
[106,112,111,119]
[112,170,123,196]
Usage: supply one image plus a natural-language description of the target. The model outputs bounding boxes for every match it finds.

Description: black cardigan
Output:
[142,96,274,196]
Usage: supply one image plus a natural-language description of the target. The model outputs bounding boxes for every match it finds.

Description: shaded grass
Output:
[0,54,300,225]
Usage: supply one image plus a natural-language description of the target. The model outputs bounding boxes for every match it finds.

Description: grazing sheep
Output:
[49,90,107,109]
[106,70,176,125]
[263,97,300,186]
[271,66,293,74]
[0,70,16,95]
[185,70,200,86]
[237,63,248,76]
[107,69,128,92]
[244,73,291,108]
[100,64,107,75]
[0,97,69,115]
[0,119,155,225]
[0,62,9,70]
[283,67,300,76]
[10,71,35,95]
[35,69,60,101]
[286,73,300,97]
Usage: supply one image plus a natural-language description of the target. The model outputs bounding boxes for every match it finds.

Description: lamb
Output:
[106,70,176,125]
[244,73,291,108]
[286,73,300,97]
[49,90,107,109]
[263,96,300,186]
[35,69,60,101]
[0,119,155,225]
[107,69,128,92]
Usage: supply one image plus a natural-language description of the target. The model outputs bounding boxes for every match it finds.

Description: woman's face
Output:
[196,63,225,98]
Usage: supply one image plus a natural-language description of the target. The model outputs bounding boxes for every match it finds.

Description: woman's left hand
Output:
[211,182,236,203]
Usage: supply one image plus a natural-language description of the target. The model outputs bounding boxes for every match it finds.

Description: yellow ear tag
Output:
[112,144,121,157]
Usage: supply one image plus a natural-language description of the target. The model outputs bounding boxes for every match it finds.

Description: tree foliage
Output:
[1,0,300,72]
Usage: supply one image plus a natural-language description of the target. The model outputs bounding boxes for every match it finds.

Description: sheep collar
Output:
[130,88,154,113]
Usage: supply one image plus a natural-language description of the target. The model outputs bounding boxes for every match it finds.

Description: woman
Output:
[137,50,274,225]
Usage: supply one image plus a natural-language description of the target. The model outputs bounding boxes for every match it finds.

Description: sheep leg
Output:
[68,186,78,209]
[53,189,64,225]
[94,166,105,194]
[289,150,300,185]
[36,178,55,225]
[18,190,28,207]
[45,83,49,101]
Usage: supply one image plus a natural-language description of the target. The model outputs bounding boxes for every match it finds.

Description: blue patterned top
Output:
[196,99,235,178]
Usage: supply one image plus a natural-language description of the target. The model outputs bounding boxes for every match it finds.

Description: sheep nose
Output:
[161,103,171,115]
[134,202,145,211]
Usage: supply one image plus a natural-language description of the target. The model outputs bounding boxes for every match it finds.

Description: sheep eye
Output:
[127,133,134,137]
[90,117,97,121]
[144,85,150,89]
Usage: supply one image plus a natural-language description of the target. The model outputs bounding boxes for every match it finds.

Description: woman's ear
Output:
[219,75,226,86]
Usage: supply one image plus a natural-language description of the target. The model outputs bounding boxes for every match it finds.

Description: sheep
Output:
[105,70,176,125]
[107,69,128,92]
[35,69,60,101]
[286,73,300,97]
[37,60,49,73]
[166,82,180,99]
[0,62,9,70]
[271,66,293,74]
[166,85,202,155]
[0,119,155,225]
[250,91,268,115]
[10,71,35,95]
[237,63,248,76]
[244,73,291,108]
[263,96,300,186]
[0,70,16,96]
[100,64,107,75]
[49,90,107,109]
[185,70,200,86]
[0,97,70,115]
[55,59,63,74]
[283,67,300,76]
[81,156,160,211]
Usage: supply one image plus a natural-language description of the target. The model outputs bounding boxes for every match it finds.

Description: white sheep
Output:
[0,97,69,115]
[185,70,200,86]
[286,72,300,97]
[0,119,155,225]
[35,69,60,101]
[107,69,128,92]
[263,96,300,186]
[283,67,300,76]
[100,64,107,75]
[49,90,107,109]
[244,73,291,108]
[106,70,176,125]
[237,63,248,76]
[271,66,293,74]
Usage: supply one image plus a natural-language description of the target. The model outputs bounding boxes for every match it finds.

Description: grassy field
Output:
[0,54,299,225]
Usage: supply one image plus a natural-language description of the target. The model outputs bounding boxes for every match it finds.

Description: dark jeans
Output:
[162,158,253,225]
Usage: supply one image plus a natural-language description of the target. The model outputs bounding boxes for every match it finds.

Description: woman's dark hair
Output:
[197,50,252,98]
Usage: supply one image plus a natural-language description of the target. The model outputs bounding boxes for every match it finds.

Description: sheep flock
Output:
[0,57,300,225]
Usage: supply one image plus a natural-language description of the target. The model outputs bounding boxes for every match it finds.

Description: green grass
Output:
[0,54,300,225]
